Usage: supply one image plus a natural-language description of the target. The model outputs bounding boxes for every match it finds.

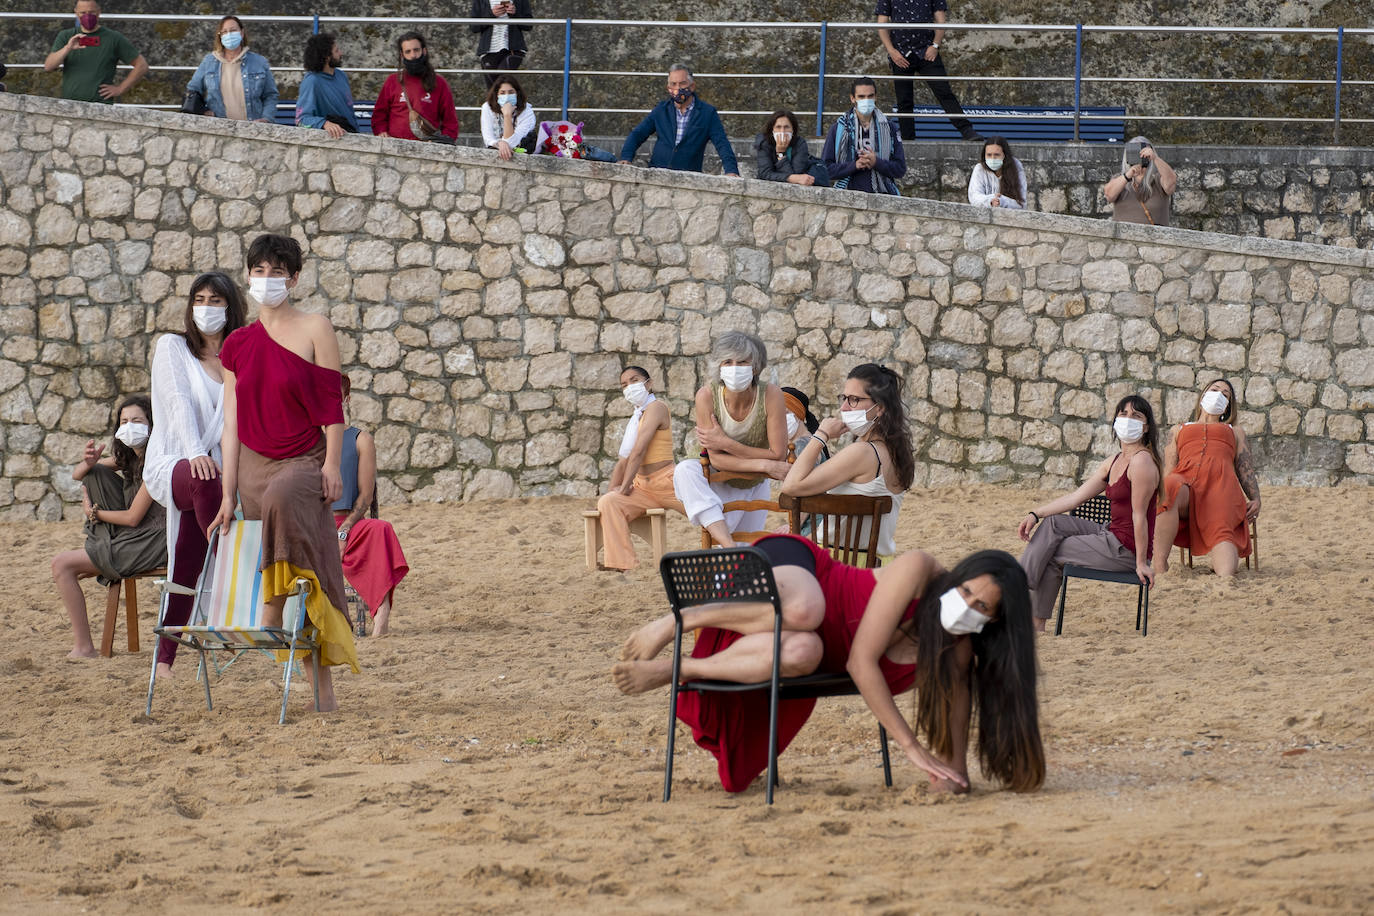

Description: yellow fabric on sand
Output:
[263,559,360,673]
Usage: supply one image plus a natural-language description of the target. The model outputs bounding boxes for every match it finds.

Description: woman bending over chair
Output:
[210,234,358,712]
[613,534,1044,794]
[778,364,914,562]
[1152,378,1259,576]
[595,365,680,570]
[672,331,789,548]
[52,395,167,658]
[1017,395,1162,632]
[143,271,247,680]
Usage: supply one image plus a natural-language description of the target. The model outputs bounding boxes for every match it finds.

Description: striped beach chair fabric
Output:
[145,520,319,724]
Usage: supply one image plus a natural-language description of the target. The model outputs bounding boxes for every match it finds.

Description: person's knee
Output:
[781,583,825,631]
[780,633,823,676]
[595,491,617,514]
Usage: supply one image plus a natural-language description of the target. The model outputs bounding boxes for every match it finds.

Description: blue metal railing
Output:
[2,12,1371,143]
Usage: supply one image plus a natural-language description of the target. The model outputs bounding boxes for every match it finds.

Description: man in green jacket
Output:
[44,0,149,103]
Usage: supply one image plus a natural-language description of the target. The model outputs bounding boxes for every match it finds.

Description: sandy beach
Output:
[2,483,1372,912]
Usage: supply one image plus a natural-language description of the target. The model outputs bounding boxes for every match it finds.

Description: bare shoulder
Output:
[1232,423,1249,448]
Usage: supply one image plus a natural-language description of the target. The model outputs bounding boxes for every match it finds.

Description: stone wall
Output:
[1,92,1372,521]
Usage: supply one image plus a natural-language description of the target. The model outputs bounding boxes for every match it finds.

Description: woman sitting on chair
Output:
[672,331,789,548]
[1152,378,1259,576]
[52,395,167,658]
[143,271,247,679]
[613,536,1044,795]
[334,378,409,636]
[595,365,679,571]
[1017,395,1161,632]
[209,234,358,712]
[777,364,913,563]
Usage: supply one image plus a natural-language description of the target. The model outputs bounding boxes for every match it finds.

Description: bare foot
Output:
[1155,554,1170,574]
[612,659,673,695]
[929,776,970,795]
[155,662,174,680]
[371,600,391,638]
[67,648,100,659]
[619,614,675,661]
[304,663,339,712]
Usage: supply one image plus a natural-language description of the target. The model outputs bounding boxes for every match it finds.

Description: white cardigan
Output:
[968,159,1028,209]
[479,101,536,148]
[144,333,224,508]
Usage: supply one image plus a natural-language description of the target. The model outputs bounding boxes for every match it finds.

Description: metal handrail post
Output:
[1072,23,1083,142]
[816,21,828,138]
[312,14,319,34]
[1333,26,1344,144]
[561,18,573,121]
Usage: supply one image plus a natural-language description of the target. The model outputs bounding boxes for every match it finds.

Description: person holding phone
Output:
[45,0,148,103]
[471,0,533,88]
[1104,135,1177,226]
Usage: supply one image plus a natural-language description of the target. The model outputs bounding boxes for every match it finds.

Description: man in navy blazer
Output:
[618,64,741,176]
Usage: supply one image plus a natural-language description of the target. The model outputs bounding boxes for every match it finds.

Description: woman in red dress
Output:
[1152,378,1260,576]
[613,535,1044,795]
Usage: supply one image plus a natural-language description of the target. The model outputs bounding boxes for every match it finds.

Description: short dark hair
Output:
[111,394,153,486]
[850,76,877,95]
[304,32,336,73]
[184,271,248,356]
[246,234,303,276]
[622,365,651,382]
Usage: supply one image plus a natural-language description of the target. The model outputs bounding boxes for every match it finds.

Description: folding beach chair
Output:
[1054,495,1151,637]
[145,520,319,724]
[660,546,892,805]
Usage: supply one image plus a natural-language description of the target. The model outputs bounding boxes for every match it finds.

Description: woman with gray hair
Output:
[672,331,789,548]
[1103,136,1177,226]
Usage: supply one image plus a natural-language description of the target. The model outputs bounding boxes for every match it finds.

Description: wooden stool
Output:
[101,568,166,657]
[583,508,672,571]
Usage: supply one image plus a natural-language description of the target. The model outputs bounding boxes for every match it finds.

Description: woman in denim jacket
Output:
[186,15,279,122]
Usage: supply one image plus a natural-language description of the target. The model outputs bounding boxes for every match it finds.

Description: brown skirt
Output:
[237,439,348,619]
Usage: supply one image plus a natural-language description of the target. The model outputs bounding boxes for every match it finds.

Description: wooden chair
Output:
[660,546,893,805]
[1178,517,1259,571]
[582,501,684,571]
[697,446,793,549]
[100,568,166,657]
[1054,495,1150,637]
[778,493,892,569]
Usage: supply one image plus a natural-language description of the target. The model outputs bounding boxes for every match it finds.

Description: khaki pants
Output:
[1018,515,1135,620]
[596,464,679,570]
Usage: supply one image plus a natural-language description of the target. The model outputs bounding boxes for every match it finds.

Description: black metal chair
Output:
[1054,494,1151,637]
[660,546,891,805]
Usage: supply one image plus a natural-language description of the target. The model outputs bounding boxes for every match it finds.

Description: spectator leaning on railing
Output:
[754,110,831,187]
[619,64,740,177]
[373,31,460,142]
[44,0,149,104]
[1104,136,1176,226]
[185,15,279,123]
[822,77,906,195]
[296,32,359,138]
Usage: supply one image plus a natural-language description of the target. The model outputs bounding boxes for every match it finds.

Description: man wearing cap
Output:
[45,0,148,103]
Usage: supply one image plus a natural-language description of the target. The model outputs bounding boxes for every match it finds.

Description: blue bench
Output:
[901,105,1126,143]
[272,101,375,135]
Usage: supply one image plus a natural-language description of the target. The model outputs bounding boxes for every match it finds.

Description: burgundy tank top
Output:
[1105,454,1157,560]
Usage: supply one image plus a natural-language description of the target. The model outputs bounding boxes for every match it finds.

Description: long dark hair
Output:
[908,550,1044,793]
[111,394,153,486]
[396,30,436,93]
[1191,377,1236,425]
[762,109,803,154]
[849,364,915,490]
[1114,393,1164,499]
[484,74,527,113]
[981,135,1025,206]
[184,271,248,358]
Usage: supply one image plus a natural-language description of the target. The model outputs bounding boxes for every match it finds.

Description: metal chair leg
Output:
[662,621,684,802]
[1136,586,1143,631]
[280,634,297,726]
[1054,576,1068,636]
[879,725,892,787]
[1141,587,1149,637]
[764,623,782,805]
[198,646,213,711]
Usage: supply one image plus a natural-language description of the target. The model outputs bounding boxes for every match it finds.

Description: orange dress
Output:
[1160,423,1251,558]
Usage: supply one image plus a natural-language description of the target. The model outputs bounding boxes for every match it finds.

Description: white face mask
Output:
[786,414,800,440]
[720,365,753,392]
[115,421,150,449]
[1113,416,1145,444]
[774,130,792,146]
[1200,390,1229,416]
[841,406,874,437]
[497,94,517,108]
[623,381,650,409]
[193,305,227,334]
[248,276,290,307]
[939,588,992,636]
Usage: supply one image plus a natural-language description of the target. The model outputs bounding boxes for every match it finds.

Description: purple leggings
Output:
[157,460,224,666]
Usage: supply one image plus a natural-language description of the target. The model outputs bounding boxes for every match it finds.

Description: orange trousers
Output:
[596,464,678,570]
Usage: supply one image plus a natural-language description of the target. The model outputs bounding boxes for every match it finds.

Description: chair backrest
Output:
[194,521,307,633]
[1070,493,1113,526]
[696,445,795,549]
[778,492,892,569]
[659,546,782,619]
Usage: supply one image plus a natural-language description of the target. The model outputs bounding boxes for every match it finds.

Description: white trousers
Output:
[672,458,771,534]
